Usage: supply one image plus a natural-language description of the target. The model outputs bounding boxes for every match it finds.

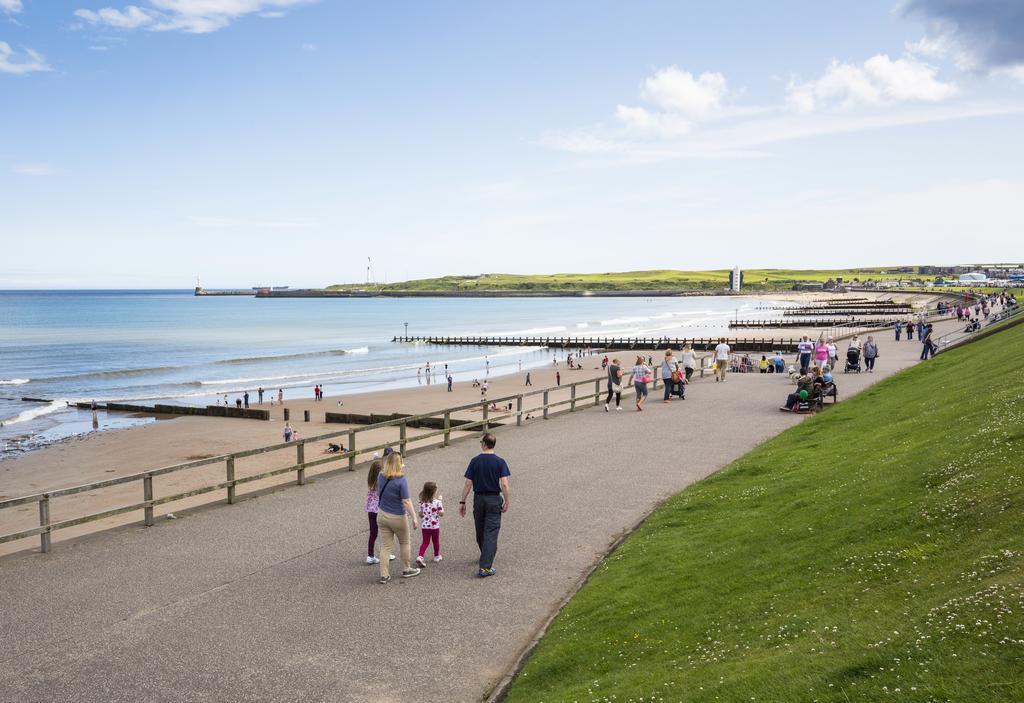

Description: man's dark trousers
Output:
[473,493,503,569]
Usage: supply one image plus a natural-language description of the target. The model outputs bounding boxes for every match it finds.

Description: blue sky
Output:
[2,0,1023,288]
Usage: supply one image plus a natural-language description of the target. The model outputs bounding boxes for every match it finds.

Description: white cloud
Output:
[301,42,316,51]
[0,0,22,13]
[640,66,727,118]
[73,1,316,34]
[614,104,691,136]
[786,54,956,113]
[0,42,51,75]
[12,162,57,176]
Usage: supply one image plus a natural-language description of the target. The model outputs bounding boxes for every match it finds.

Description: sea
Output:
[0,290,793,455]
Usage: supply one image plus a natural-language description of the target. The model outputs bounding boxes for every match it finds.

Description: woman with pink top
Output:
[814,337,830,370]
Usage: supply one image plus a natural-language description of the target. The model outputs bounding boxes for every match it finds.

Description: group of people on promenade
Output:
[604,347,698,411]
[364,435,511,583]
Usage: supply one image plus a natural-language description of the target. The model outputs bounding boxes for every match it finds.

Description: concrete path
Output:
[0,324,958,703]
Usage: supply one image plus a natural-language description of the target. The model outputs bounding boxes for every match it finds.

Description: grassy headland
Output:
[504,323,1024,702]
[327,268,935,293]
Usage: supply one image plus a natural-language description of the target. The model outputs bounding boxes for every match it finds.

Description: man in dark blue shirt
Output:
[459,433,511,578]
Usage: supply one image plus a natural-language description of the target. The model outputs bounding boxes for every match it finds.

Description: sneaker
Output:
[389,554,396,561]
[615,406,622,411]
[378,575,391,584]
[415,556,426,568]
[401,568,421,578]
[432,555,443,563]
[478,567,496,578]
[365,556,380,565]
[604,403,609,412]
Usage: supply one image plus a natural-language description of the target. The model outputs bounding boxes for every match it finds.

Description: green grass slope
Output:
[327,268,939,293]
[505,325,1024,703]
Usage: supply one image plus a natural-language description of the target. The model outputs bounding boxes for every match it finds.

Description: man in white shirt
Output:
[796,335,814,374]
[713,338,731,382]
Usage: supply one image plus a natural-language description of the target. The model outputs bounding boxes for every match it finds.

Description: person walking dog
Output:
[458,433,510,578]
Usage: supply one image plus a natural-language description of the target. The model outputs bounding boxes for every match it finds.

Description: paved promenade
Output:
[0,325,958,702]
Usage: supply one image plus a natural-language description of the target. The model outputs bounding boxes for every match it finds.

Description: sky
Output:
[2,0,1024,288]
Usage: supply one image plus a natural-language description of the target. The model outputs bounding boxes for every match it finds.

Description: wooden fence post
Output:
[296,442,306,485]
[226,457,236,504]
[143,474,154,526]
[570,383,577,411]
[443,410,451,446]
[543,390,549,420]
[348,430,356,470]
[516,395,523,426]
[400,421,408,455]
[594,378,601,405]
[482,402,489,431]
[38,495,51,554]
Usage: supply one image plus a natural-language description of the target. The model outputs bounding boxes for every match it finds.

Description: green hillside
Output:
[327,268,936,292]
[505,323,1024,702]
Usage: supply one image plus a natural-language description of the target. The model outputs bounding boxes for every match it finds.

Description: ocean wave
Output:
[32,347,372,383]
[0,378,30,385]
[212,347,369,365]
[1,399,68,426]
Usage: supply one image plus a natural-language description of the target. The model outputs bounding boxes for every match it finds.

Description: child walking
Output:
[415,481,444,567]
[364,459,394,565]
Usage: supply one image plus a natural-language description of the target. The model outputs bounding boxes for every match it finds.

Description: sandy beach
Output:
[0,289,952,555]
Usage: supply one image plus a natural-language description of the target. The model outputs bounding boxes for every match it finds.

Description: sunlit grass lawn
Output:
[505,323,1024,703]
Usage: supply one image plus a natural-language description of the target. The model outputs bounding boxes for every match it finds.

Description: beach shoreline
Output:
[0,289,957,555]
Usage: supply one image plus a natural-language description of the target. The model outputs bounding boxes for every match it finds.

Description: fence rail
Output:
[3,371,695,554]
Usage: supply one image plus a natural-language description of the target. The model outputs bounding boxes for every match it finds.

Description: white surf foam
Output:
[0,379,30,385]
[1,399,68,426]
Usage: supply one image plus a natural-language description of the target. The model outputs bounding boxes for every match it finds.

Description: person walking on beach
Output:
[713,338,731,382]
[525,372,532,386]
[629,355,651,411]
[605,357,623,411]
[556,371,561,386]
[277,388,283,404]
[243,391,249,409]
[447,374,453,392]
[459,433,510,578]
[660,351,677,403]
[283,422,293,442]
[257,387,264,404]
[863,335,879,372]
[415,481,444,568]
[375,452,421,583]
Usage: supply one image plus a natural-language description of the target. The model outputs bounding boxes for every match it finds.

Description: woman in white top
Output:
[628,355,651,412]
[680,344,697,382]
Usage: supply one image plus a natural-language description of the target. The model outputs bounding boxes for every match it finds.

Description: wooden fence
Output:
[1,371,690,554]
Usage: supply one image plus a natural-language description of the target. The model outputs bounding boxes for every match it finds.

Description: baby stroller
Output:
[844,347,861,373]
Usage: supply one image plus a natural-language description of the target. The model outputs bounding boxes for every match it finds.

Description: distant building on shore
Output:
[729,267,743,292]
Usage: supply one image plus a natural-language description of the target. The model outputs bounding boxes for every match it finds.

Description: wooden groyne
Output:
[730,318,899,329]
[782,307,912,316]
[72,400,269,421]
[392,335,801,352]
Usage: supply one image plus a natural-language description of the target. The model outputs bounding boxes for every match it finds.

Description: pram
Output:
[844,347,861,373]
